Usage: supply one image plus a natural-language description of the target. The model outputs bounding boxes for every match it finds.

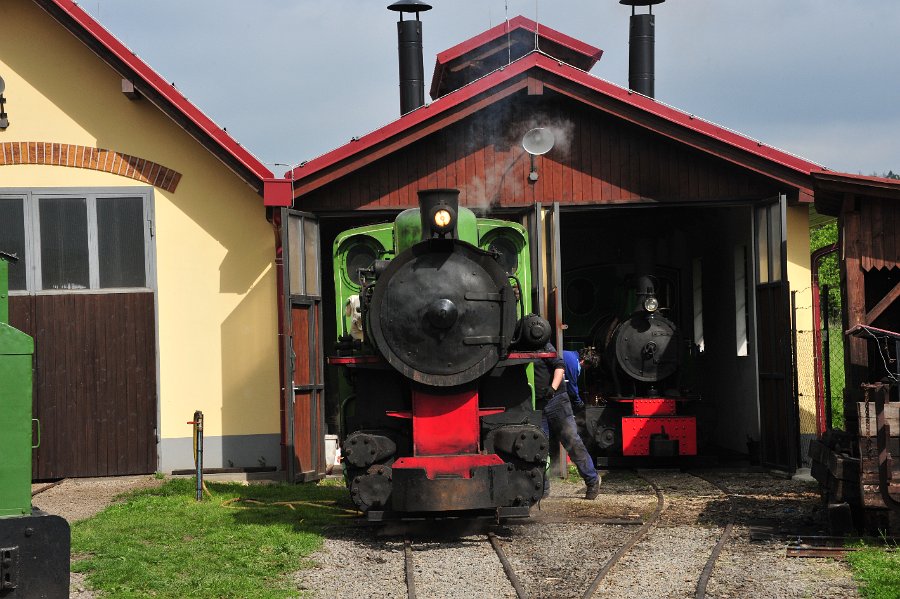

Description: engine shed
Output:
[277,12,890,474]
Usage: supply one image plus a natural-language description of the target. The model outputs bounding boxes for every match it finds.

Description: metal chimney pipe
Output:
[620,0,665,98]
[388,1,433,115]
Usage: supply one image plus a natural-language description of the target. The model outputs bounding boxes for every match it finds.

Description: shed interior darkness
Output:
[319,202,766,463]
[559,204,760,459]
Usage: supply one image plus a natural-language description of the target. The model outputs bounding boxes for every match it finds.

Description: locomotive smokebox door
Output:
[367,239,517,387]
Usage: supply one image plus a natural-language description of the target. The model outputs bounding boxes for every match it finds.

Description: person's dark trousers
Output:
[540,392,599,494]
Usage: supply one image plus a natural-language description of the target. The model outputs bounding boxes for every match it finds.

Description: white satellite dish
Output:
[522,127,555,156]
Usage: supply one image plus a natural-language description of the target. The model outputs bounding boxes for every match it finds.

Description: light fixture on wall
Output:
[522,127,555,182]
[0,76,8,129]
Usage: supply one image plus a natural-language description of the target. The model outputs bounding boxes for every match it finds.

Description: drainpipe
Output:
[269,207,289,472]
[812,242,838,436]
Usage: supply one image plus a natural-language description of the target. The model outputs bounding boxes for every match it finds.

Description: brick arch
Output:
[0,141,182,192]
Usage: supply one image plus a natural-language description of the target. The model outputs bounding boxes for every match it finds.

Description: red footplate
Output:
[392,454,504,479]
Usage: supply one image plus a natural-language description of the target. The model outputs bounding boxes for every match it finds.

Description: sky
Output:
[82,0,900,178]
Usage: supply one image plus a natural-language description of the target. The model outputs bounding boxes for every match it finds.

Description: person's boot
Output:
[584,478,601,500]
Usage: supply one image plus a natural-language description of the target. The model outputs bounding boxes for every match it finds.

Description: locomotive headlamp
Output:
[643,296,659,312]
[433,209,452,229]
[418,188,459,239]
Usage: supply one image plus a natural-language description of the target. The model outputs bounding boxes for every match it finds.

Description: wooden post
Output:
[840,194,867,429]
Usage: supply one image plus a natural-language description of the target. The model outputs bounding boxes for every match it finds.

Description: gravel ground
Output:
[25,469,860,599]
[31,475,165,523]
[31,475,166,599]
[296,469,859,599]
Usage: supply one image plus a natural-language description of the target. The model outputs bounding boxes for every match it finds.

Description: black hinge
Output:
[0,546,19,590]
[464,336,500,345]
[464,291,501,302]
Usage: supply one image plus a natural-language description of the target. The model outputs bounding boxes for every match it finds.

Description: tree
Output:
[811,221,841,319]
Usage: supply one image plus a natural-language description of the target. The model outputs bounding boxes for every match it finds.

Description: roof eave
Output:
[35,0,291,203]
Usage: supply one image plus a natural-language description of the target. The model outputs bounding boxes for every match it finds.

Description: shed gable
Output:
[299,87,783,212]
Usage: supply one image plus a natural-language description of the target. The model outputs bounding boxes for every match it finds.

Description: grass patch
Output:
[72,478,353,598]
[848,545,900,599]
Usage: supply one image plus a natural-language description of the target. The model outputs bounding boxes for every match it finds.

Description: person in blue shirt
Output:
[563,347,600,410]
[563,350,586,410]
[535,343,600,500]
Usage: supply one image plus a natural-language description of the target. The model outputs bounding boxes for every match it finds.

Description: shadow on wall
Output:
[219,267,280,469]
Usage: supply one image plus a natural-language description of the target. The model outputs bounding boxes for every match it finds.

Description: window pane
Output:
[755,207,768,284]
[97,197,146,288]
[734,246,748,356]
[304,218,319,296]
[692,258,704,353]
[0,198,27,290]
[768,203,782,282]
[288,215,303,295]
[39,197,89,290]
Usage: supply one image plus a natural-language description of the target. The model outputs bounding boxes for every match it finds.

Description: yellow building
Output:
[0,0,304,478]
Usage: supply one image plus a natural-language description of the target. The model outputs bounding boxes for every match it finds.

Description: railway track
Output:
[298,469,846,598]
[580,470,735,599]
[403,530,527,599]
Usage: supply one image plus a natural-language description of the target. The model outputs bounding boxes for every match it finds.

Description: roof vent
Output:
[388,1,433,115]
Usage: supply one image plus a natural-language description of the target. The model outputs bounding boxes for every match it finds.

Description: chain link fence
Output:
[821,283,846,430]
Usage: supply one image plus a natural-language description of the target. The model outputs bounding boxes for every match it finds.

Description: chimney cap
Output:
[619,0,665,5]
[388,1,433,13]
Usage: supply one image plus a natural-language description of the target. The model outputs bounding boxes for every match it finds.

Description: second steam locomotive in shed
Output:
[330,189,554,519]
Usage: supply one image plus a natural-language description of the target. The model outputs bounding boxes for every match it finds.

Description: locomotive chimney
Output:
[388,1,433,115]
[620,0,665,98]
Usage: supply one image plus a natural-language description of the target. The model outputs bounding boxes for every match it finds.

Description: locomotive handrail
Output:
[328,351,557,368]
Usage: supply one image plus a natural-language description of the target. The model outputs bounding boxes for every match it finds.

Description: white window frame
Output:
[1,187,156,295]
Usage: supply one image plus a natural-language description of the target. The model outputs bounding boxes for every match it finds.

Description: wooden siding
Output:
[10,292,157,478]
[859,197,900,271]
[298,95,782,212]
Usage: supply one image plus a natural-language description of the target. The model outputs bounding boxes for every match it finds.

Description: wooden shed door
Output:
[755,197,798,472]
[284,210,326,482]
[11,292,157,479]
[523,202,564,352]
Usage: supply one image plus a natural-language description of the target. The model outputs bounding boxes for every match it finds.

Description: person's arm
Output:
[551,367,565,393]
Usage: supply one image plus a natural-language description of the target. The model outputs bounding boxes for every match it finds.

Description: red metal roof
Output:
[34,0,292,205]
[290,51,826,199]
[430,15,603,100]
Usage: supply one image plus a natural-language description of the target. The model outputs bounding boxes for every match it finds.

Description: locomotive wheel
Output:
[368,239,516,386]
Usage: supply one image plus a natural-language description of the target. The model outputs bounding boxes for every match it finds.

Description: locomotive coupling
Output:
[343,432,397,469]
[485,425,549,463]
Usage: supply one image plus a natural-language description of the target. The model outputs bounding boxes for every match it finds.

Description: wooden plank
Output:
[571,110,583,202]
[591,119,619,204]
[870,199,885,270]
[860,195,872,270]
[857,402,900,436]
[808,440,861,481]
[82,294,98,475]
[862,483,900,508]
